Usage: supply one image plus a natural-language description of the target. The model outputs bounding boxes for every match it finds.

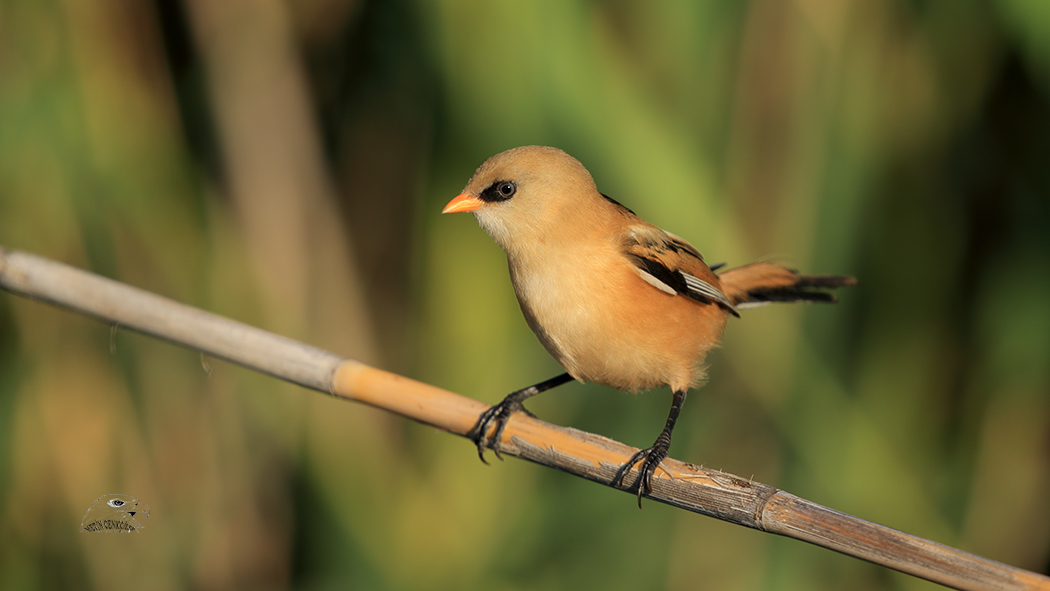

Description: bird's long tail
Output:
[717,262,856,309]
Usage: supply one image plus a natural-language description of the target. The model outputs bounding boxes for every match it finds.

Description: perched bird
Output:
[443,146,855,502]
[80,493,150,533]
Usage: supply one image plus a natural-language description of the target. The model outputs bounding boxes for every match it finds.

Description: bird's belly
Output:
[511,254,726,393]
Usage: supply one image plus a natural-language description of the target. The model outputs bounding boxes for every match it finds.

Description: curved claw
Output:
[467,373,574,465]
[468,399,526,462]
[468,406,498,464]
[612,389,684,508]
[471,418,492,464]
[611,444,670,508]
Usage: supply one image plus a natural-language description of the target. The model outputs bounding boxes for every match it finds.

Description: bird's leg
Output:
[470,372,575,463]
[613,389,687,507]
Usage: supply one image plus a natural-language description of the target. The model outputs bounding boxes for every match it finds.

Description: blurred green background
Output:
[1,0,1049,589]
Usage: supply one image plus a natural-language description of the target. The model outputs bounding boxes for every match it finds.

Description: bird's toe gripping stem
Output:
[469,398,535,463]
[612,432,673,507]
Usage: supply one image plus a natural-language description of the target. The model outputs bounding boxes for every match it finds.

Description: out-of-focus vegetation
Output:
[1,0,1048,589]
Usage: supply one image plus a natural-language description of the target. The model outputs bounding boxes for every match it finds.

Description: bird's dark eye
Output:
[480,180,517,202]
[108,499,125,507]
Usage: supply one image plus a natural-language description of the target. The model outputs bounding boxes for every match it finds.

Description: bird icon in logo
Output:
[80,494,150,533]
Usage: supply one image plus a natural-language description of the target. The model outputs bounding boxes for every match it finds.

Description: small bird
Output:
[80,493,150,533]
[443,146,854,503]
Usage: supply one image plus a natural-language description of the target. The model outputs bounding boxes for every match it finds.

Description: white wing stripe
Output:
[635,267,678,295]
[683,273,737,311]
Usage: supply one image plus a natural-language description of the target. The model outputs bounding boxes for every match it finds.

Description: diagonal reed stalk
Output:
[1,246,1047,591]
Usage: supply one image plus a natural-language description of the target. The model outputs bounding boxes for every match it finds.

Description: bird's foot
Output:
[612,439,671,508]
[469,396,536,463]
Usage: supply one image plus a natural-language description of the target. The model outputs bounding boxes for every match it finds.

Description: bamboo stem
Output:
[1,246,1046,591]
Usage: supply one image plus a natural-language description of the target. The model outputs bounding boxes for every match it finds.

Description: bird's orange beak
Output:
[442,193,484,214]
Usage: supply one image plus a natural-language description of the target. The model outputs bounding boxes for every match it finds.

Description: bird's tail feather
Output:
[717,262,856,309]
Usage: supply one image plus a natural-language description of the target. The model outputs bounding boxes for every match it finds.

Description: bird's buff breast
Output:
[508,248,719,393]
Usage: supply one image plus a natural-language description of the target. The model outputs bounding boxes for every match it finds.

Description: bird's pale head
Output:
[443,146,602,253]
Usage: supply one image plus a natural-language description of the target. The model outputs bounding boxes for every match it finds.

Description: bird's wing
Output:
[621,224,739,317]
